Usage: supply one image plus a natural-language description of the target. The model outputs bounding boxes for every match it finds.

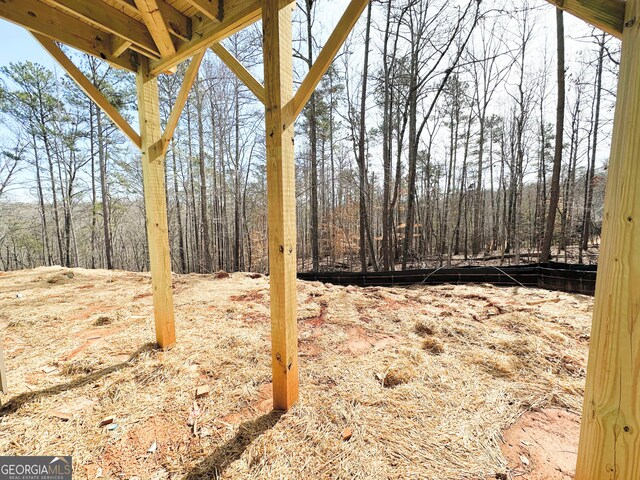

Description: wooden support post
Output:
[136,58,176,349]
[575,0,640,476]
[262,0,298,411]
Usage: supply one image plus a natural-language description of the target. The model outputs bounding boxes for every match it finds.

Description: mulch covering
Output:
[0,267,592,479]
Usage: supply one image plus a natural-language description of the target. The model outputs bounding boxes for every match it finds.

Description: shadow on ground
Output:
[0,342,157,416]
[184,410,284,479]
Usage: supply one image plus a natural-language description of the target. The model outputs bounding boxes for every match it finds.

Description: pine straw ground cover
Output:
[0,267,592,479]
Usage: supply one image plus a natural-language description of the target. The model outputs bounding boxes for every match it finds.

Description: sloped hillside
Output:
[0,267,592,479]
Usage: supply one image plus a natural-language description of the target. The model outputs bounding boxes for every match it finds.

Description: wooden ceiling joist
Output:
[184,0,223,21]
[0,0,139,72]
[42,0,161,58]
[110,0,192,41]
[134,0,177,57]
[546,0,625,38]
[149,0,296,76]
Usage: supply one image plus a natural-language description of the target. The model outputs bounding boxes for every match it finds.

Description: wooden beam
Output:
[575,0,640,476]
[112,37,133,57]
[134,0,177,57]
[210,43,266,103]
[0,0,139,72]
[545,0,625,38]
[110,0,192,41]
[161,50,205,155]
[43,0,161,58]
[184,0,222,21]
[262,0,298,411]
[283,0,368,127]
[33,34,142,149]
[136,58,176,349]
[149,0,295,76]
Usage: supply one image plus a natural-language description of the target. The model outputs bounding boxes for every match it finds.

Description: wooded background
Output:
[0,0,618,273]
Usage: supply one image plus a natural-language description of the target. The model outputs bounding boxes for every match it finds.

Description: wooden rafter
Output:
[283,0,369,128]
[134,0,177,57]
[545,0,625,38]
[184,0,222,21]
[33,34,142,149]
[112,38,134,57]
[161,51,206,155]
[110,0,192,41]
[210,43,265,103]
[149,0,296,76]
[0,0,138,72]
[42,0,161,58]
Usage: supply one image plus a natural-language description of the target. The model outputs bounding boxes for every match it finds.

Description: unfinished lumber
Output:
[43,0,161,58]
[262,0,298,411]
[210,43,266,104]
[136,58,176,349]
[283,0,369,127]
[0,0,138,72]
[545,0,625,38]
[33,34,142,149]
[575,0,640,476]
[134,0,177,57]
[161,50,205,155]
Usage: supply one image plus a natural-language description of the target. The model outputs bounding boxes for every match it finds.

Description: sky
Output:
[0,21,57,69]
[0,2,621,203]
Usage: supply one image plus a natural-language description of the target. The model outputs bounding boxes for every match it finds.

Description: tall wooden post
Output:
[576,0,640,476]
[262,0,299,410]
[136,58,176,349]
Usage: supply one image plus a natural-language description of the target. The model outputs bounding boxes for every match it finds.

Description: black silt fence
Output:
[298,262,597,296]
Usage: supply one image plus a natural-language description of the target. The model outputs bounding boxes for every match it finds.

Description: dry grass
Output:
[421,336,445,355]
[0,266,592,479]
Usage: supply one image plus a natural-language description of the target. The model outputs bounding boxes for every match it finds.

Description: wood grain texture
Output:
[575,0,640,477]
[43,0,161,58]
[161,50,205,155]
[0,0,138,72]
[262,0,298,411]
[34,34,142,149]
[283,0,368,127]
[149,0,295,75]
[545,0,625,38]
[134,0,177,57]
[136,58,176,349]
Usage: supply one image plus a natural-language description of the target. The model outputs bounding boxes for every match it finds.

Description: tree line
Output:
[0,0,618,274]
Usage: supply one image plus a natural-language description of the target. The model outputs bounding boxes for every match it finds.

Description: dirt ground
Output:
[0,266,592,479]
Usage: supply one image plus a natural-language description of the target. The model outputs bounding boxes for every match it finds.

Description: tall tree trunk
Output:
[540,9,565,263]
[581,33,605,257]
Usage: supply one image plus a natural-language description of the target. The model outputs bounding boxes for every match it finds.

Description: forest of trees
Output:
[0,0,619,274]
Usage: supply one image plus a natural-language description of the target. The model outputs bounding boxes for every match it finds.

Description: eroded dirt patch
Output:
[500,408,580,479]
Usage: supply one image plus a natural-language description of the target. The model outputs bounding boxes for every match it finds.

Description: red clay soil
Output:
[500,408,580,479]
